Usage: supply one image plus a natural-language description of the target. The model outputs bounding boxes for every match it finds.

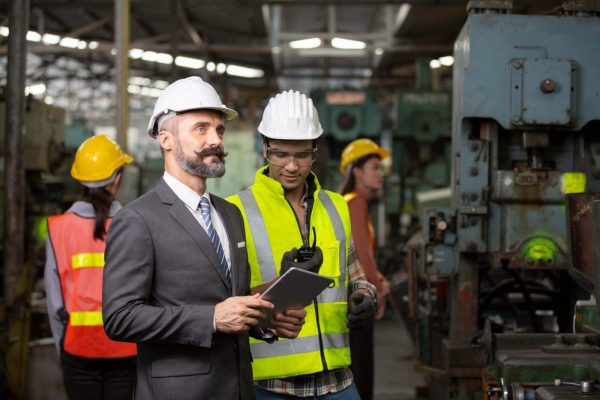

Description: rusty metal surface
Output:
[565,193,600,297]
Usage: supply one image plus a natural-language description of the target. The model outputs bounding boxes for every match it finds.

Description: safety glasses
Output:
[266,146,317,167]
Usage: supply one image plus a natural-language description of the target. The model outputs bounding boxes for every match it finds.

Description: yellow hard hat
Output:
[71,135,133,187]
[339,138,390,174]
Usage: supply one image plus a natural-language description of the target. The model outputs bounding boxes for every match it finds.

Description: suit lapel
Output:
[211,196,240,294]
[155,180,230,290]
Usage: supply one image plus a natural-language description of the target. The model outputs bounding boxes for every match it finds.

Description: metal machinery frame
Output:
[406,1,600,399]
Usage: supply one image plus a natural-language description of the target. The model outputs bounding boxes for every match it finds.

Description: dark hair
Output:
[339,153,380,195]
[82,169,122,241]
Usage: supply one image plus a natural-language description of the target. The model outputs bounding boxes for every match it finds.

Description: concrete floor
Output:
[26,318,424,400]
[374,319,425,400]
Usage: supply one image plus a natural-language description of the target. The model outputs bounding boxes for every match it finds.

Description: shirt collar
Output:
[163,171,210,210]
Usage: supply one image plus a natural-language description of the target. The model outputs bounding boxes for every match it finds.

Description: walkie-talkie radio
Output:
[296,227,317,262]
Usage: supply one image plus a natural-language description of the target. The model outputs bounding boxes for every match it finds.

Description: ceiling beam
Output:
[67,15,112,37]
[175,0,204,49]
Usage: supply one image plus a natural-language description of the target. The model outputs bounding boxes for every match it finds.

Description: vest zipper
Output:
[313,298,328,371]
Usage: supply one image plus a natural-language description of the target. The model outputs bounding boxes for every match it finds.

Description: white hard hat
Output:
[258,90,323,140]
[147,76,238,137]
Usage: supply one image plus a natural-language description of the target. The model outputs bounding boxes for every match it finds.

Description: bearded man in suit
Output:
[102,76,306,400]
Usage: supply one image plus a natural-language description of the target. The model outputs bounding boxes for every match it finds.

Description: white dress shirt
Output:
[163,171,231,269]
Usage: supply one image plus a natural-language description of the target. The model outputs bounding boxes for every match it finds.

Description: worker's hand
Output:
[269,308,307,339]
[347,292,375,328]
[280,246,323,275]
[215,294,274,334]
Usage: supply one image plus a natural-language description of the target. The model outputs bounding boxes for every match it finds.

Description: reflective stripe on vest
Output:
[251,332,349,358]
[70,311,103,326]
[238,190,277,282]
[72,253,104,269]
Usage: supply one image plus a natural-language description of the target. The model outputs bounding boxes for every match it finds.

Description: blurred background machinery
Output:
[403,1,600,399]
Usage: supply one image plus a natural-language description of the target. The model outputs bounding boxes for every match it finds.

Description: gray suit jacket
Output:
[103,179,255,400]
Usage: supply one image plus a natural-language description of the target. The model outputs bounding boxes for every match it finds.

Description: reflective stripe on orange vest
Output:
[72,253,104,269]
[70,311,103,326]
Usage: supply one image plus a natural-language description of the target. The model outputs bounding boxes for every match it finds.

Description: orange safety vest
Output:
[47,212,136,358]
[343,192,375,251]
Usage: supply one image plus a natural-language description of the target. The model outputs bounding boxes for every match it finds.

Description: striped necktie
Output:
[199,197,232,289]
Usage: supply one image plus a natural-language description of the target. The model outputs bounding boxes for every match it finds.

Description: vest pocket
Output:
[318,240,341,281]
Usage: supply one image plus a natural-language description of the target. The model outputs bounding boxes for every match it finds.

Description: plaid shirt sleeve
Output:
[347,235,377,301]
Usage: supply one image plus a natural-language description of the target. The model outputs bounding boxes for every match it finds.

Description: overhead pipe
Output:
[115,0,130,152]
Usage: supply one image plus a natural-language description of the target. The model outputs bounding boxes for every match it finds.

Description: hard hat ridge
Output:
[258,90,323,140]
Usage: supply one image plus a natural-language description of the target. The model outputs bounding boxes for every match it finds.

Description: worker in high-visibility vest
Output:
[45,134,136,400]
[228,90,377,399]
[339,138,391,400]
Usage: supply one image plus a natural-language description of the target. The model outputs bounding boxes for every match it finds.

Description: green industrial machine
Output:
[392,83,452,239]
[403,2,600,399]
[312,88,383,192]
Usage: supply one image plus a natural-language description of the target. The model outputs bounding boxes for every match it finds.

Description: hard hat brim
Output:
[148,106,238,137]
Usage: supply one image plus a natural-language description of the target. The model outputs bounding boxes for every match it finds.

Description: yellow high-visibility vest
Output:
[228,167,352,380]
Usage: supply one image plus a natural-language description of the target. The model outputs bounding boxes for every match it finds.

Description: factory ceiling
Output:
[0,0,569,122]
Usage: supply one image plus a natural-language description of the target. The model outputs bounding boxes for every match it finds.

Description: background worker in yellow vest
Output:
[45,135,137,400]
[228,90,377,399]
[339,138,391,400]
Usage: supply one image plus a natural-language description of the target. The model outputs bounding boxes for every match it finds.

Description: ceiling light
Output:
[155,53,173,64]
[289,37,321,49]
[226,64,264,78]
[142,51,158,62]
[297,48,366,57]
[207,62,216,72]
[26,83,46,96]
[395,4,412,30]
[140,87,162,97]
[44,96,55,105]
[439,55,455,66]
[59,37,80,48]
[0,27,9,37]
[42,33,60,45]
[429,59,441,69]
[129,48,144,59]
[27,31,42,42]
[154,80,169,89]
[217,63,227,74]
[331,37,366,50]
[374,48,384,56]
[77,40,87,50]
[129,76,151,86]
[175,55,205,69]
[128,84,141,94]
[89,41,99,50]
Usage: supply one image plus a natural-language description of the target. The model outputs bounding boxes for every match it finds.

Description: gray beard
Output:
[175,139,226,178]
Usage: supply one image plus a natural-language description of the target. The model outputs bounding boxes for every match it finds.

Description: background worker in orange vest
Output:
[339,138,391,400]
[44,135,137,400]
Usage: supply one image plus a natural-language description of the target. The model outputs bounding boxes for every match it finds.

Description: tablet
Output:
[259,267,334,329]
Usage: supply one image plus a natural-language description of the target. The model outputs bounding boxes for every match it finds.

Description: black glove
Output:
[347,292,375,328]
[280,246,323,275]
